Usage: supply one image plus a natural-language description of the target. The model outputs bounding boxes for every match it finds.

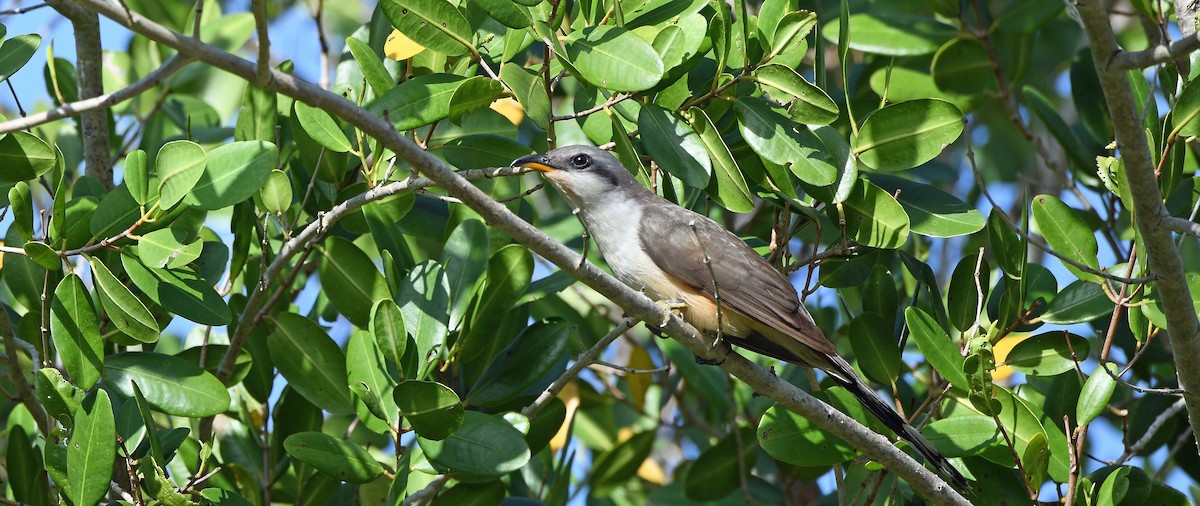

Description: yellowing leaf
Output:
[627,346,654,410]
[490,97,525,125]
[991,333,1030,381]
[637,457,667,485]
[549,382,579,452]
[385,29,426,61]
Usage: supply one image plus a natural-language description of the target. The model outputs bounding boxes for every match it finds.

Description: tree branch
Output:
[1162,216,1200,237]
[70,1,969,500]
[47,0,112,188]
[1076,1,1200,450]
[1110,31,1200,71]
[0,55,190,136]
[522,318,636,419]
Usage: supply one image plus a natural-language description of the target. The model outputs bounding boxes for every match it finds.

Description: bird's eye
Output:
[571,154,591,168]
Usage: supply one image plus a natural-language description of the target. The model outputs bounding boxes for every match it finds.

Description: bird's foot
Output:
[655,298,687,328]
[694,339,732,366]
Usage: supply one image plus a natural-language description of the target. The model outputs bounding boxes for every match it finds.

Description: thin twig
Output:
[523,318,637,418]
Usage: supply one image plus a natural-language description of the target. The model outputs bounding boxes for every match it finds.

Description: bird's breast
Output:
[580,200,676,300]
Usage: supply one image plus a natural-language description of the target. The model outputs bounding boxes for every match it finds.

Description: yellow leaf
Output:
[385,29,426,61]
[549,382,580,452]
[637,457,667,485]
[991,333,1029,382]
[626,346,654,410]
[490,97,525,125]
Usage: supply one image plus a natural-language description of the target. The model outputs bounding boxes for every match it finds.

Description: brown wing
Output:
[637,200,836,357]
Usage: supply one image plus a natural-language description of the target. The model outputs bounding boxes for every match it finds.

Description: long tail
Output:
[822,356,969,489]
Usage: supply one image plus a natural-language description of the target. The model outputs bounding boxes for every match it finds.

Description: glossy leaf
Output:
[1004,332,1090,376]
[0,131,56,183]
[931,38,998,95]
[185,141,278,210]
[854,99,964,171]
[768,10,817,59]
[121,253,231,325]
[500,63,549,128]
[753,64,838,126]
[1042,280,1114,324]
[821,14,954,56]
[367,73,465,130]
[442,219,489,329]
[565,25,664,92]
[686,107,753,212]
[735,96,835,185]
[7,425,52,506]
[921,416,999,457]
[257,169,293,214]
[50,274,103,390]
[268,313,354,414]
[683,426,758,501]
[469,319,569,406]
[394,380,464,440]
[0,34,40,82]
[638,104,711,188]
[156,140,207,209]
[839,180,910,249]
[88,184,140,241]
[284,432,384,484]
[380,0,472,56]
[459,245,532,362]
[295,101,352,152]
[316,236,390,327]
[848,312,902,385]
[758,403,856,466]
[103,352,230,416]
[397,260,451,377]
[67,390,115,506]
[125,149,151,205]
[946,254,989,332]
[905,307,968,391]
[475,0,532,29]
[418,411,530,476]
[448,76,505,124]
[589,430,656,494]
[346,36,395,95]
[1077,363,1118,426]
[23,241,60,270]
[138,228,202,269]
[370,298,409,368]
[871,174,985,237]
[89,255,160,343]
[1031,194,1101,283]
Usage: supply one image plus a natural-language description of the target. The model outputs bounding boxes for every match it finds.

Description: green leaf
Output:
[921,416,999,457]
[442,220,489,329]
[905,307,968,391]
[367,73,466,130]
[0,131,56,182]
[848,312,902,385]
[854,99,964,171]
[284,432,384,484]
[757,403,856,466]
[394,380,464,440]
[468,319,569,407]
[55,196,99,249]
[931,38,998,95]
[346,36,395,96]
[871,174,985,237]
[9,181,32,240]
[0,34,40,82]
[821,14,953,56]
[565,25,664,92]
[317,236,390,327]
[89,183,141,241]
[347,329,399,424]
[50,274,103,390]
[753,64,838,126]
[67,390,115,506]
[121,253,231,325]
[683,426,759,501]
[234,69,278,142]
[475,0,532,29]
[185,141,278,210]
[946,254,989,332]
[686,107,753,212]
[268,313,354,414]
[156,140,207,209]
[7,425,52,506]
[459,245,532,362]
[1031,194,1101,283]
[987,210,1024,279]
[1004,332,1090,376]
[370,298,409,368]
[36,368,84,428]
[88,255,160,343]
[380,0,473,56]
[23,241,60,270]
[257,169,293,214]
[137,228,202,269]
[735,96,835,186]
[499,63,549,128]
[295,101,353,152]
[588,430,656,495]
[103,352,231,416]
[448,76,505,124]
[1077,363,1117,426]
[418,411,530,476]
[398,261,451,378]
[838,180,910,249]
[1042,280,1114,324]
[442,134,536,171]
[652,18,704,71]
[125,150,151,205]
[994,0,1064,32]
[638,104,711,188]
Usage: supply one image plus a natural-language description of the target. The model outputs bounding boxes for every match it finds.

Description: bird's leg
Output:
[694,337,732,365]
[655,298,688,328]
[573,207,591,270]
[688,220,724,351]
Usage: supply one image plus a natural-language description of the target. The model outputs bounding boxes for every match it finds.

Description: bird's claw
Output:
[656,299,687,328]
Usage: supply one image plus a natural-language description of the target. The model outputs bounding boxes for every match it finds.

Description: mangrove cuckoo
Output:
[513,145,967,488]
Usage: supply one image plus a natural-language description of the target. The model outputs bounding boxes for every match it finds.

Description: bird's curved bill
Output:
[512,154,555,172]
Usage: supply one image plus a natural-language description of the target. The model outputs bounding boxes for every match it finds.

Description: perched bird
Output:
[513,145,968,488]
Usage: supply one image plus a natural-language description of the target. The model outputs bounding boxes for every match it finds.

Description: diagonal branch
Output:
[1075,1,1200,450]
[69,1,968,501]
